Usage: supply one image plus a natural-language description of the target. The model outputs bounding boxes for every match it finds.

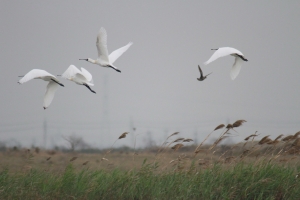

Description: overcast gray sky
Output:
[1,1,299,149]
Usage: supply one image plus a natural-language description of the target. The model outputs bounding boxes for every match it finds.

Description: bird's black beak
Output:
[79,59,88,61]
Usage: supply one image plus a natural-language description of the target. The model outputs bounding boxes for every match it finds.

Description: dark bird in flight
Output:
[197,65,212,81]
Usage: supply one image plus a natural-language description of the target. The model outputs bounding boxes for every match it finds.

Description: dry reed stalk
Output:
[167,132,179,140]
[103,132,129,160]
[222,123,237,135]
[243,141,249,147]
[194,149,207,154]
[224,156,235,164]
[274,134,284,141]
[82,161,89,165]
[258,135,271,145]
[240,150,250,158]
[173,138,185,143]
[46,157,51,161]
[279,158,288,162]
[214,124,225,131]
[243,131,259,147]
[218,142,242,160]
[183,138,193,142]
[171,143,184,151]
[35,147,40,154]
[290,156,297,160]
[198,159,209,166]
[70,157,78,162]
[225,120,247,135]
[155,133,185,165]
[264,138,282,156]
[163,153,188,171]
[162,138,182,151]
[47,150,56,155]
[119,132,129,139]
[267,140,280,145]
[209,136,229,150]
[284,147,300,155]
[270,148,284,160]
[208,122,243,153]
[232,120,247,128]
[133,130,143,161]
[282,135,294,142]
[156,132,179,156]
[291,138,300,147]
[226,124,233,130]
[240,146,261,162]
[244,134,258,141]
[293,131,300,138]
[194,123,226,156]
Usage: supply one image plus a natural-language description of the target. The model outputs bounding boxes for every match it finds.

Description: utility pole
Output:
[43,118,47,149]
[102,74,110,143]
[194,128,198,145]
[129,117,135,146]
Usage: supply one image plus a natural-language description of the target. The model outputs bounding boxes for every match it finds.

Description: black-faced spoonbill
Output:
[60,65,96,94]
[204,47,248,80]
[79,27,132,73]
[18,69,64,109]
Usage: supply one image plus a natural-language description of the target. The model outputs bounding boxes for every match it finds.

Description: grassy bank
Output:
[0,160,299,199]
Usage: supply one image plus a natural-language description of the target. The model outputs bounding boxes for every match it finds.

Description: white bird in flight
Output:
[79,27,133,73]
[204,47,248,80]
[18,69,64,109]
[60,65,96,94]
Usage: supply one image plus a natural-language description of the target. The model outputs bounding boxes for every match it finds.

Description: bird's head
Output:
[79,58,95,64]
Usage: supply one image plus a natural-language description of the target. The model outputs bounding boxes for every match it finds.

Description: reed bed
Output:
[0,120,300,199]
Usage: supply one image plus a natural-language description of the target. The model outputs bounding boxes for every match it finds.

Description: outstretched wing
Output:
[198,65,203,77]
[230,57,243,80]
[18,69,55,84]
[43,81,59,109]
[204,47,243,65]
[109,42,133,64]
[80,67,94,85]
[61,65,82,80]
[62,65,94,86]
[96,27,109,63]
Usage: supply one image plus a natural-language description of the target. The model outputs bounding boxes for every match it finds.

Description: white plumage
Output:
[61,65,96,94]
[80,27,132,73]
[18,69,64,109]
[204,47,248,80]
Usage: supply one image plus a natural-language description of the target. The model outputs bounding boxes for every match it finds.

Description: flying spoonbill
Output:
[79,27,132,73]
[60,65,96,94]
[204,47,248,80]
[18,69,64,109]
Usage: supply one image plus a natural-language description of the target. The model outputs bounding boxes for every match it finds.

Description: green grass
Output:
[0,161,299,199]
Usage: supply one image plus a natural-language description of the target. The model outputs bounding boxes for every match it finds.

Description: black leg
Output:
[237,54,248,61]
[83,84,96,94]
[51,79,64,87]
[108,65,121,73]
